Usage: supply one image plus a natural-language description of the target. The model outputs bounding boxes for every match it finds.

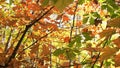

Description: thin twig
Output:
[70,1,78,41]
[68,1,78,68]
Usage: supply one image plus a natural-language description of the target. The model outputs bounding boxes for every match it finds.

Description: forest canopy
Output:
[0,0,120,68]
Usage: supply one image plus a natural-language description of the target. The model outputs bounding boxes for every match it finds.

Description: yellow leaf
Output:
[100,46,118,61]
[107,17,120,28]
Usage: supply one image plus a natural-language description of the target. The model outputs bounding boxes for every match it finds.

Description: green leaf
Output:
[75,35,81,43]
[111,14,119,18]
[89,17,95,25]
[53,49,64,56]
[83,17,89,24]
[68,40,75,47]
[82,32,92,41]
[92,12,100,18]
[83,13,89,16]
[106,5,114,14]
[78,0,85,5]
[42,0,49,6]
[66,51,76,59]
[101,5,107,9]
[75,35,82,47]
[73,49,80,54]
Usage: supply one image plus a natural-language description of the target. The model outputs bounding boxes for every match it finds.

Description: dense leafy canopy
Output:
[0,0,120,68]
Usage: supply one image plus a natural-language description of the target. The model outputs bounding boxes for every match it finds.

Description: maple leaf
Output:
[115,53,120,67]
[107,17,120,28]
[98,28,116,38]
[113,37,120,48]
[100,46,118,62]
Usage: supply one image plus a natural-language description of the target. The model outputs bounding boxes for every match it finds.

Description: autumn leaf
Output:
[41,45,50,56]
[59,54,66,60]
[30,43,39,54]
[76,21,82,27]
[54,0,74,12]
[84,47,101,52]
[100,46,118,61]
[107,17,120,28]
[113,37,120,48]
[99,28,116,38]
[0,47,3,53]
[67,10,74,15]
[64,36,70,43]
[26,0,32,2]
[74,63,81,68]
[41,0,74,12]
[115,53,120,67]
[61,62,70,67]
[0,53,6,66]
[62,15,70,22]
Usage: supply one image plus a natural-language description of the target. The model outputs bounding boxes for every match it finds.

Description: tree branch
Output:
[5,6,54,67]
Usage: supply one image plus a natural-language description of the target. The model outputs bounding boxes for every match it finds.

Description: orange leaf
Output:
[62,15,69,22]
[113,37,120,48]
[115,53,120,67]
[64,36,70,43]
[67,10,74,15]
[76,21,82,27]
[59,54,66,60]
[100,46,118,61]
[27,3,40,11]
